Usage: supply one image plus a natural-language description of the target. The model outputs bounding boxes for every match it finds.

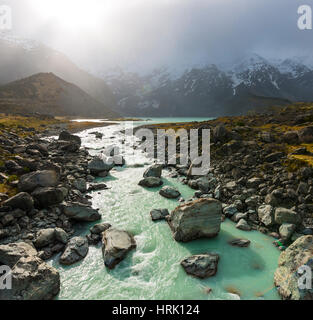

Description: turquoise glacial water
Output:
[50,118,281,300]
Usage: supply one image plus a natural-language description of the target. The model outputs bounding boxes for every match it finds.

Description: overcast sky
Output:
[2,0,313,73]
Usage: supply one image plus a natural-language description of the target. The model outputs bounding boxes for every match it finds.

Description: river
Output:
[49,117,281,300]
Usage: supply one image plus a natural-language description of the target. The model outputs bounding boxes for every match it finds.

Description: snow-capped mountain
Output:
[100,53,313,117]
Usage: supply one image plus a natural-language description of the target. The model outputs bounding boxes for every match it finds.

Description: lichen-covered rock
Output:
[274,235,313,300]
[167,198,222,242]
[102,228,136,269]
[181,253,219,278]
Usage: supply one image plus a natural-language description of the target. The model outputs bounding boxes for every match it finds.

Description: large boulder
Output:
[88,157,114,175]
[181,253,219,278]
[143,164,163,178]
[274,235,313,300]
[18,170,59,192]
[138,177,163,188]
[0,242,60,300]
[32,187,64,208]
[159,186,181,199]
[58,130,81,146]
[257,205,274,227]
[0,242,37,267]
[167,198,222,242]
[3,192,34,212]
[59,237,89,265]
[61,202,101,222]
[102,228,136,269]
[275,208,301,225]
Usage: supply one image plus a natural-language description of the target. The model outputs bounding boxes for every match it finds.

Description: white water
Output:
[49,118,281,300]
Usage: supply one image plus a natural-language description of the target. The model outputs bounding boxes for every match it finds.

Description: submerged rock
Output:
[228,238,251,247]
[102,228,136,269]
[167,198,222,242]
[274,235,313,300]
[60,236,89,265]
[181,253,219,278]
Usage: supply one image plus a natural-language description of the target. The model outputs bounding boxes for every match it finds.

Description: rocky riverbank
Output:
[136,103,313,300]
[0,115,123,299]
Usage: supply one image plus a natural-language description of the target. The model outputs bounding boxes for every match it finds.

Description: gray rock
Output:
[228,238,251,247]
[275,208,301,225]
[102,228,136,269]
[236,219,252,231]
[223,204,238,216]
[73,178,87,193]
[0,255,60,300]
[138,177,163,188]
[274,235,313,300]
[167,198,222,242]
[3,192,34,212]
[18,170,59,192]
[61,202,101,222]
[279,223,296,240]
[181,253,219,278]
[150,209,169,221]
[54,228,68,244]
[143,164,163,178]
[34,228,56,248]
[58,131,81,146]
[88,157,114,175]
[0,242,37,267]
[159,186,181,199]
[32,187,64,208]
[60,236,89,265]
[258,205,274,226]
[90,222,111,234]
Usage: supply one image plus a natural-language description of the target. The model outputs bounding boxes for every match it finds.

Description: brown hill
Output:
[0,37,116,110]
[0,72,119,118]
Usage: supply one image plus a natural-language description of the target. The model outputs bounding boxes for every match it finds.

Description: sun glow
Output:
[30,0,111,30]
